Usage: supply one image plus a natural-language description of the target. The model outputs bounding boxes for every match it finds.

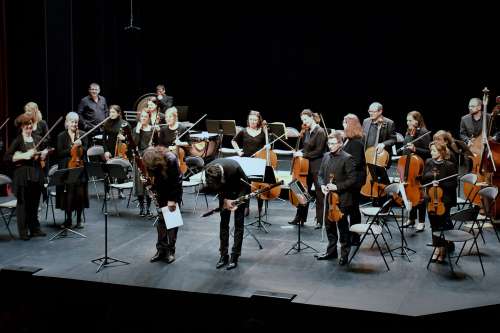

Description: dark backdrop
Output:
[3,1,500,143]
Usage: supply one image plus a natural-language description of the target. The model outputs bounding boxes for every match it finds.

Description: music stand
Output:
[285,179,318,255]
[366,163,390,204]
[246,166,277,233]
[49,167,87,241]
[390,183,416,261]
[206,119,237,158]
[268,122,287,140]
[90,162,130,273]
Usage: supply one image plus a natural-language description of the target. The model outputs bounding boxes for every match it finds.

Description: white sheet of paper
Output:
[398,182,412,210]
[227,156,266,178]
[161,204,183,230]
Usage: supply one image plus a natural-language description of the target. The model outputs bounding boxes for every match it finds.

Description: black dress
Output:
[55,130,90,213]
[232,128,266,157]
[4,134,46,237]
[103,118,132,159]
[132,127,154,198]
[158,123,191,148]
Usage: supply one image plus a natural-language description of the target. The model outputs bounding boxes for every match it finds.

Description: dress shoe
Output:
[216,255,229,269]
[339,256,348,266]
[166,254,175,264]
[415,222,425,232]
[30,229,46,237]
[150,251,166,262]
[314,223,322,230]
[226,255,238,270]
[315,252,338,260]
[403,219,415,228]
[288,217,301,225]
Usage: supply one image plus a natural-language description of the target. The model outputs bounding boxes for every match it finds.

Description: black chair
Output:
[476,186,500,243]
[348,192,395,271]
[427,205,484,276]
[0,174,16,239]
[44,165,58,226]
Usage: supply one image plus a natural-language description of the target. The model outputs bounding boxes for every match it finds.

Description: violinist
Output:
[4,113,49,240]
[143,146,183,264]
[433,130,472,169]
[158,107,191,149]
[289,109,327,229]
[362,102,396,162]
[422,141,457,264]
[401,111,431,232]
[56,112,89,229]
[342,114,366,245]
[315,131,356,265]
[23,102,49,145]
[132,110,155,217]
[231,110,266,157]
[103,105,132,161]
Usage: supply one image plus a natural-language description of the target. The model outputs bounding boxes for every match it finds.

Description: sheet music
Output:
[398,182,412,210]
[227,156,266,178]
[161,204,183,230]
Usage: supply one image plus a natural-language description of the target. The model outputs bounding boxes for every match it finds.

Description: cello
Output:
[252,121,281,201]
[360,119,389,198]
[289,123,309,206]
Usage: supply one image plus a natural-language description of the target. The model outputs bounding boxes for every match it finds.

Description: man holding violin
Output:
[315,131,356,265]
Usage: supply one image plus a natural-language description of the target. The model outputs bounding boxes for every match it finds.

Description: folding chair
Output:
[427,205,484,276]
[87,145,105,199]
[349,194,395,271]
[456,173,478,210]
[106,158,134,215]
[0,174,16,239]
[44,165,58,226]
[182,171,209,213]
[476,186,500,243]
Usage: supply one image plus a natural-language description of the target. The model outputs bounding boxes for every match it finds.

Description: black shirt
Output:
[77,95,108,132]
[158,123,191,148]
[233,128,266,157]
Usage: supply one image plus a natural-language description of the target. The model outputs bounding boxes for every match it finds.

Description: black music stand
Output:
[206,119,237,158]
[49,167,87,241]
[286,179,318,255]
[90,162,130,273]
[246,166,276,233]
[366,163,390,205]
[389,184,416,261]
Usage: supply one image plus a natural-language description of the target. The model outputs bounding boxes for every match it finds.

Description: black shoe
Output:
[60,223,71,230]
[150,251,166,262]
[314,223,322,230]
[74,223,84,229]
[216,255,229,269]
[339,256,348,266]
[166,254,175,264]
[19,234,30,241]
[288,217,301,225]
[30,229,46,237]
[139,205,146,217]
[315,252,338,260]
[226,255,238,270]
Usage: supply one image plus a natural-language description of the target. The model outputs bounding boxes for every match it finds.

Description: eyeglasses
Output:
[368,110,381,113]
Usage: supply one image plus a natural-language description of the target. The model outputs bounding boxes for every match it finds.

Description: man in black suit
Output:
[289,109,327,229]
[315,130,356,265]
[205,158,249,270]
[362,102,396,161]
[459,97,490,145]
[155,84,174,113]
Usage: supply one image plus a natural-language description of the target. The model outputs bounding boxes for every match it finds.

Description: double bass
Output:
[289,123,309,206]
[252,121,281,200]
[360,119,389,198]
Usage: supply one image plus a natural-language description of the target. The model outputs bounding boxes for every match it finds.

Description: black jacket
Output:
[402,127,431,160]
[343,137,366,188]
[302,125,327,173]
[208,158,249,202]
[318,150,356,208]
[150,151,183,205]
[421,158,457,207]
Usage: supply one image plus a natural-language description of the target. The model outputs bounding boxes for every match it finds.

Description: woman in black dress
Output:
[342,113,366,245]
[422,141,457,263]
[132,110,155,217]
[103,105,132,161]
[56,112,90,229]
[24,102,49,144]
[231,110,266,157]
[401,111,431,232]
[158,107,191,149]
[4,113,49,240]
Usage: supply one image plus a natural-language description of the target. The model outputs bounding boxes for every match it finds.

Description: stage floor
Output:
[1,183,500,317]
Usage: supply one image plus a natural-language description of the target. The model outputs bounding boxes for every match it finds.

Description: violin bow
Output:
[0,118,9,131]
[33,116,63,151]
[420,173,459,188]
[396,131,431,153]
[76,116,112,142]
[175,114,207,141]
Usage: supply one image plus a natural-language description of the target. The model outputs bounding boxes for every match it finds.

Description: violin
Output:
[427,167,445,216]
[114,122,129,160]
[327,173,344,223]
[68,129,84,168]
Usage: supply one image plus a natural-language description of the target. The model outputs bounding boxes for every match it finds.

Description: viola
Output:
[427,168,445,216]
[114,123,129,160]
[327,173,344,223]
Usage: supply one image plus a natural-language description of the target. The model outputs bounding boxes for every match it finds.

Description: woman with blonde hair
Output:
[23,102,49,143]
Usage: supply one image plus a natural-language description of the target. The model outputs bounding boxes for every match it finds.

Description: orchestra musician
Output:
[4,114,49,240]
[341,114,366,245]
[132,110,155,217]
[24,102,49,144]
[56,112,89,229]
[422,141,458,264]
[362,102,396,162]
[231,110,266,157]
[289,109,327,229]
[460,97,490,147]
[146,97,164,127]
[433,130,472,169]
[158,107,191,148]
[315,131,356,265]
[77,83,108,133]
[103,105,132,161]
[401,111,431,232]
[143,145,183,264]
[155,84,174,113]
[205,158,250,270]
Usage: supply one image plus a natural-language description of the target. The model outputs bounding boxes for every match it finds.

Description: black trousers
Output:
[345,189,362,244]
[219,203,245,257]
[156,216,178,254]
[409,201,426,222]
[325,212,351,258]
[16,182,42,237]
[428,204,453,247]
[296,170,323,225]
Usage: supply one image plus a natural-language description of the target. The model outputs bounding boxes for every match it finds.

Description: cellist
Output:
[56,112,89,229]
[289,109,327,229]
[401,111,431,232]
[422,141,457,264]
[315,131,356,265]
[231,110,266,157]
[362,102,396,163]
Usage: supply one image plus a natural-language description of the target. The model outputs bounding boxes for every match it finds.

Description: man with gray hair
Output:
[362,102,396,161]
[459,97,490,146]
[77,82,108,132]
